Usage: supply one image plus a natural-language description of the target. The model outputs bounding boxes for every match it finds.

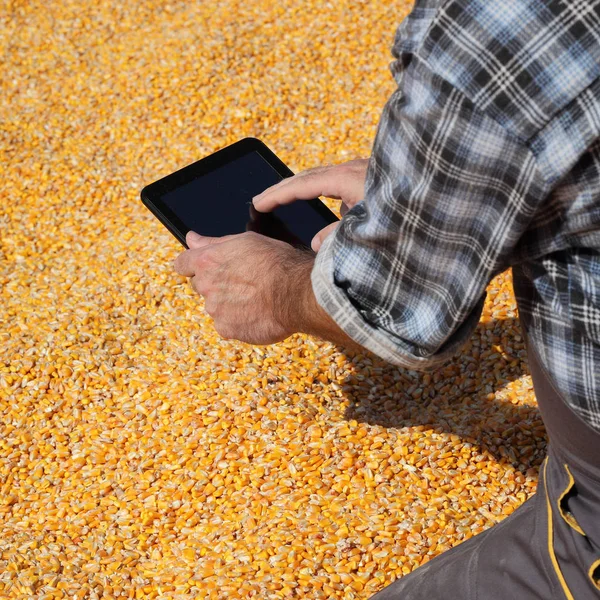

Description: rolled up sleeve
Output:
[311,54,550,370]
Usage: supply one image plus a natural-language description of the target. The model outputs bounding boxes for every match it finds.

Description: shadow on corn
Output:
[340,317,547,473]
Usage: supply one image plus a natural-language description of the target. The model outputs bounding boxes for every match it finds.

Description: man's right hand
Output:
[252,158,369,252]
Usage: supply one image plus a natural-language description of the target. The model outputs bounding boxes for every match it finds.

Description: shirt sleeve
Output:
[311,52,551,370]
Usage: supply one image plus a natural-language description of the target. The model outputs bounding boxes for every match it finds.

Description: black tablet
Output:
[140,138,339,249]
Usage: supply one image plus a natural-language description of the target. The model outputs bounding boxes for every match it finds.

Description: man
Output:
[174,0,600,597]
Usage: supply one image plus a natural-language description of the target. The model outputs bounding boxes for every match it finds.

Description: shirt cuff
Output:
[311,231,466,370]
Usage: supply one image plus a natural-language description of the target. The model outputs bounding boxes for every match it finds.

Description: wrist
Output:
[274,247,316,334]
[277,248,363,353]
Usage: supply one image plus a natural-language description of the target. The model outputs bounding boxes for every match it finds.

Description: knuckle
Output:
[195,248,213,266]
[189,253,204,270]
[190,277,205,296]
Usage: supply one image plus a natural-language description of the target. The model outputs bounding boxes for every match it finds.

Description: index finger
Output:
[252,169,341,212]
[175,233,241,275]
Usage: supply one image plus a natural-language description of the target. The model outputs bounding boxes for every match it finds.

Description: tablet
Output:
[140,138,339,249]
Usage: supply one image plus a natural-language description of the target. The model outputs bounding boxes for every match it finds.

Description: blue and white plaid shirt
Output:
[312,0,600,431]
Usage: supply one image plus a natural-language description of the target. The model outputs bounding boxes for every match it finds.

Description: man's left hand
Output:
[173,230,313,345]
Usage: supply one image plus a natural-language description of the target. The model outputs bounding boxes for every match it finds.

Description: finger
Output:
[311,222,339,252]
[252,167,330,205]
[245,219,259,233]
[186,230,238,249]
[176,231,253,275]
[173,249,197,277]
[190,274,209,298]
[252,168,345,212]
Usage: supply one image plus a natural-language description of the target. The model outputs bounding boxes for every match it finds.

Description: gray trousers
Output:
[370,325,600,599]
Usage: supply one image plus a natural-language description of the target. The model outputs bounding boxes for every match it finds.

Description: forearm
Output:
[279,250,364,352]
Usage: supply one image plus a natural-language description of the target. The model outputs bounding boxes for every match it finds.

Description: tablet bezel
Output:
[140,137,339,248]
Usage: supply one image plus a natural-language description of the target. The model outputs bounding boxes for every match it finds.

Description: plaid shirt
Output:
[312,0,600,431]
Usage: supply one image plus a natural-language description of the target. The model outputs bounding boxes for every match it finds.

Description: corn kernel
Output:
[0,1,544,598]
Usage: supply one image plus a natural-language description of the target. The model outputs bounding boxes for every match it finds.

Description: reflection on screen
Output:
[161,151,335,248]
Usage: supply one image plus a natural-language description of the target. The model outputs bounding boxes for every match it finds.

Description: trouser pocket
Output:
[543,449,600,599]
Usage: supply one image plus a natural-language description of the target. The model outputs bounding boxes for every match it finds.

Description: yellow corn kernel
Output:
[0,0,540,597]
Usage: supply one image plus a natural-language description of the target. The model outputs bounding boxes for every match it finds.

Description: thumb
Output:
[311,222,339,252]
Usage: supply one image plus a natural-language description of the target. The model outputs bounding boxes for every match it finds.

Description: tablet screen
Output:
[160,151,336,247]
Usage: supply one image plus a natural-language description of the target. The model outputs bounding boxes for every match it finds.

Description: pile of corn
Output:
[1,0,548,598]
